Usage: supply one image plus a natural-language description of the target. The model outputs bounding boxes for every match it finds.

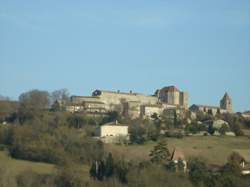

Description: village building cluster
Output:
[64,85,234,143]
[66,86,188,118]
[65,85,233,118]
[190,92,233,115]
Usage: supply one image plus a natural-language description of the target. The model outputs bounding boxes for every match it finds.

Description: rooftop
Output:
[191,104,220,109]
[160,86,180,92]
[93,89,144,96]
[171,147,185,161]
[221,92,231,100]
[102,121,128,127]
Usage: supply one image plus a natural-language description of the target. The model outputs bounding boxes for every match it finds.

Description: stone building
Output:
[67,86,189,118]
[95,121,129,143]
[155,86,189,109]
[123,101,141,119]
[190,92,233,116]
[189,105,227,116]
[140,104,165,118]
[92,90,158,106]
[220,92,233,113]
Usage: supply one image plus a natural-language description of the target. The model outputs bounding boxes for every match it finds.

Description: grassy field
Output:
[0,151,93,185]
[0,151,56,177]
[0,136,249,180]
[105,136,250,165]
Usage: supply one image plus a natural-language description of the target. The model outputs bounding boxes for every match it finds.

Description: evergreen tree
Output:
[177,159,185,172]
[97,160,105,181]
[208,124,215,135]
[105,153,114,178]
[149,139,171,164]
[166,160,176,172]
[89,161,98,179]
[90,160,106,181]
[189,158,208,186]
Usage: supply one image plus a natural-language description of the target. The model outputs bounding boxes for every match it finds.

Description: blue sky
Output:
[0,0,250,112]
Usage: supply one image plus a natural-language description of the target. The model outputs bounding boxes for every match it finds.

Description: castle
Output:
[66,86,233,118]
[66,86,188,118]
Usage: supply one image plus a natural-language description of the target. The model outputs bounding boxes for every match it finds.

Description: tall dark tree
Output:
[149,139,171,164]
[105,153,114,178]
[90,161,98,179]
[208,124,215,135]
[97,160,105,181]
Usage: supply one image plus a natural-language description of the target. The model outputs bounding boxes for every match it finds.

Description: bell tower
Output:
[220,92,233,113]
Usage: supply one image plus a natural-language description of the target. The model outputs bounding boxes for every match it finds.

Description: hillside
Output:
[106,136,250,165]
[0,151,55,177]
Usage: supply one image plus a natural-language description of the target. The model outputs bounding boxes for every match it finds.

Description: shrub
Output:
[16,170,56,187]
[165,131,184,139]
[8,124,104,164]
[127,165,193,187]
[188,158,210,186]
[56,164,88,187]
[0,144,6,151]
[129,124,146,144]
[149,140,171,164]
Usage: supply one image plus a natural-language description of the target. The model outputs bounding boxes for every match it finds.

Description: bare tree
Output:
[50,88,70,105]
[19,89,50,110]
[18,89,50,123]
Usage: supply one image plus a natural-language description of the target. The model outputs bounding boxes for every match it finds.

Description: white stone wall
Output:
[71,96,101,104]
[167,91,180,105]
[98,92,158,106]
[100,125,128,137]
[180,92,189,109]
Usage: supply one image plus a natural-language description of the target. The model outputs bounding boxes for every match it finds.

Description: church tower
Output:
[220,92,233,113]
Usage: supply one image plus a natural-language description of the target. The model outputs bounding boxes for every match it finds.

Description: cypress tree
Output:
[105,153,114,178]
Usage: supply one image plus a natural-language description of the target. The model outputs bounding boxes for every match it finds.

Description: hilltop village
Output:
[1,86,250,186]
[53,85,241,144]
[65,85,232,119]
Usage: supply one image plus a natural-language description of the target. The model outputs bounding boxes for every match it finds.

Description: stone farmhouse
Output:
[95,121,129,143]
[66,86,189,118]
[189,93,233,116]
